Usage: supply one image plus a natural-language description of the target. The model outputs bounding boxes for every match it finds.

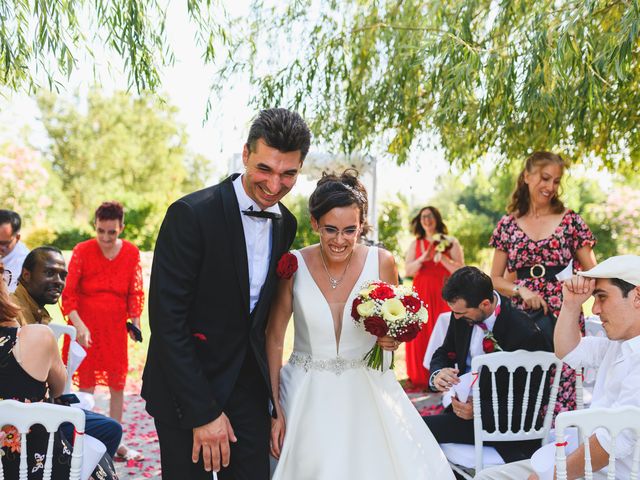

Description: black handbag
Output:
[528,308,557,348]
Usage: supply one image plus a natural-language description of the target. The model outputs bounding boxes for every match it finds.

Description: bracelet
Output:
[512,284,521,297]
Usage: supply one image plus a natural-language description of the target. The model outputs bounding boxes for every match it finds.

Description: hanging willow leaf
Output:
[218,0,640,170]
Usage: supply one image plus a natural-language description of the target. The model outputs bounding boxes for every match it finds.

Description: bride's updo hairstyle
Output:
[308,169,370,235]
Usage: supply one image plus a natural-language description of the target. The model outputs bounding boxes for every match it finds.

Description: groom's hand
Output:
[192,413,237,472]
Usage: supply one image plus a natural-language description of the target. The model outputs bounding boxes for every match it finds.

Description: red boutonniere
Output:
[447,351,457,361]
[478,323,502,353]
[192,333,208,342]
[276,252,298,279]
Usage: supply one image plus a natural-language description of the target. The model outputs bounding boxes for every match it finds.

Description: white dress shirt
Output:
[563,333,640,478]
[233,175,280,312]
[466,292,501,371]
[1,240,29,293]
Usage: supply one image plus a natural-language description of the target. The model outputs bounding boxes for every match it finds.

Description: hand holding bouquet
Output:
[431,233,454,263]
[351,281,428,371]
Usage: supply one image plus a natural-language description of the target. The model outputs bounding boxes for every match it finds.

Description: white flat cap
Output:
[577,255,640,286]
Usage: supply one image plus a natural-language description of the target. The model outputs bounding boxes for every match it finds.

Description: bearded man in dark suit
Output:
[424,266,553,464]
[142,108,311,480]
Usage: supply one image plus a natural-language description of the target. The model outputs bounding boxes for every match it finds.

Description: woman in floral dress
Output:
[489,151,596,415]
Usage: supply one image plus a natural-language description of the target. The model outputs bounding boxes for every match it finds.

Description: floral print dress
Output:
[489,210,596,414]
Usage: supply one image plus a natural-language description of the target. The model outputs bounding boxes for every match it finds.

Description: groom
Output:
[142,108,310,479]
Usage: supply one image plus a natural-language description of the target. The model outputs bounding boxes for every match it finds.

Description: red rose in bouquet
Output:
[369,284,395,301]
[276,252,298,279]
[351,281,428,371]
[395,322,421,342]
[363,316,389,337]
[351,297,363,321]
[400,295,421,313]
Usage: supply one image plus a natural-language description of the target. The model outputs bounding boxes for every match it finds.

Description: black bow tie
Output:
[243,209,281,220]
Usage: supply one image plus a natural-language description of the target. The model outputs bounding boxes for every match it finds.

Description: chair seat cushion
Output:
[441,443,505,468]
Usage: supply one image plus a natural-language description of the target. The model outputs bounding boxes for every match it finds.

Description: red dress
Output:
[405,239,451,387]
[61,239,144,390]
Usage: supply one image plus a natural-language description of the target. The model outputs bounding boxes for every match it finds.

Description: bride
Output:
[266,170,454,479]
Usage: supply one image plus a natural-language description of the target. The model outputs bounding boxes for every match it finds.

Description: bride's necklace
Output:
[320,247,354,289]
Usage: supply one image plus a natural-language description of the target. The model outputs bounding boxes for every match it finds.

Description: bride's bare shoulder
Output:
[298,244,320,263]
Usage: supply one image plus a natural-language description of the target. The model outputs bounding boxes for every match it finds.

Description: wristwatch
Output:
[512,284,521,297]
[429,369,442,391]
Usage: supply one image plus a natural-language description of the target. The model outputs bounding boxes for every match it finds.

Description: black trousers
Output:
[424,410,541,464]
[155,351,271,480]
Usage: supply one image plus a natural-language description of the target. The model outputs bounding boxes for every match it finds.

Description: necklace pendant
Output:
[330,279,338,289]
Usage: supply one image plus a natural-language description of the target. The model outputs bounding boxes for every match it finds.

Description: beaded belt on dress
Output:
[288,351,367,375]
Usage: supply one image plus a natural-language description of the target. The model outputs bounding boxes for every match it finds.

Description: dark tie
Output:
[242,209,281,220]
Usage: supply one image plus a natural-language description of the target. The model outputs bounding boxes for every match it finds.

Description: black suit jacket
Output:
[427,296,553,462]
[141,175,297,429]
[430,296,552,376]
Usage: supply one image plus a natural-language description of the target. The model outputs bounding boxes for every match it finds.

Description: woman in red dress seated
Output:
[62,201,145,461]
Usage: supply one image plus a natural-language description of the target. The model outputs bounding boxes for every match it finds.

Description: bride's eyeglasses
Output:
[318,226,360,239]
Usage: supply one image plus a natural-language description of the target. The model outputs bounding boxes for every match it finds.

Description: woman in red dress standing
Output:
[404,206,464,388]
[62,201,144,461]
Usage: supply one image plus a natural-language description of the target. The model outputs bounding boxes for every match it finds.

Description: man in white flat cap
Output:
[475,255,640,480]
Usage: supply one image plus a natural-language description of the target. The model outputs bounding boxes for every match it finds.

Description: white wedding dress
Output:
[271,247,454,480]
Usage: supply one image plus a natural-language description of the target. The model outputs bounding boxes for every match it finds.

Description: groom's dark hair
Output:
[442,266,494,308]
[246,108,311,161]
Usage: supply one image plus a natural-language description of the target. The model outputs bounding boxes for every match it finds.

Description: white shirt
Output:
[233,175,280,312]
[0,241,29,293]
[563,334,640,478]
[466,292,501,371]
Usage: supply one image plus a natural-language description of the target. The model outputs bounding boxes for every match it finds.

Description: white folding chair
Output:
[0,399,85,480]
[472,351,562,472]
[576,316,606,410]
[48,323,77,394]
[555,406,640,480]
[444,350,562,479]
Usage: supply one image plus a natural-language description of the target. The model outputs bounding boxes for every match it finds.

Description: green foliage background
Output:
[3,90,213,250]
[222,0,640,172]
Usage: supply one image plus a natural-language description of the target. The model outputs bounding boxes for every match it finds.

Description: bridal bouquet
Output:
[351,281,428,371]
